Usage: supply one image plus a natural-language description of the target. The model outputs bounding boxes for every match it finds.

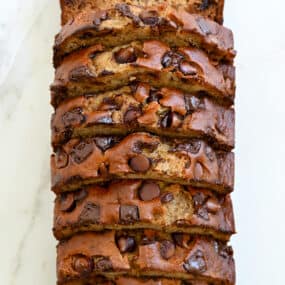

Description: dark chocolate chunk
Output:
[197,207,209,221]
[219,244,234,259]
[183,250,207,274]
[185,95,201,113]
[179,61,197,76]
[79,202,100,224]
[172,233,191,248]
[94,137,114,151]
[70,139,94,164]
[160,240,175,260]
[69,66,93,81]
[175,141,202,154]
[117,236,136,253]
[160,192,174,203]
[72,255,93,274]
[193,192,207,208]
[60,192,75,212]
[55,149,69,168]
[161,111,172,128]
[114,47,137,64]
[119,205,139,223]
[139,182,161,201]
[129,155,151,172]
[93,256,113,271]
[115,3,141,24]
[62,107,85,127]
[161,51,184,69]
[139,10,160,26]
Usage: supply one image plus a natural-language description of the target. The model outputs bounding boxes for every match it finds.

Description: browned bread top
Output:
[51,132,234,194]
[54,4,234,67]
[51,41,235,107]
[53,180,235,240]
[57,230,235,284]
[60,0,225,25]
[51,83,234,150]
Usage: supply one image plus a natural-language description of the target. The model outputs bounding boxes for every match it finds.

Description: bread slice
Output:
[51,132,234,194]
[53,180,235,240]
[54,4,234,67]
[59,0,225,26]
[51,84,234,150]
[57,230,235,285]
[51,40,235,107]
[59,276,212,285]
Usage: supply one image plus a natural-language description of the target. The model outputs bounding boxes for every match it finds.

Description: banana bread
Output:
[51,84,234,150]
[51,40,235,107]
[54,4,234,67]
[59,0,225,26]
[53,180,235,240]
[51,132,234,194]
[57,230,235,285]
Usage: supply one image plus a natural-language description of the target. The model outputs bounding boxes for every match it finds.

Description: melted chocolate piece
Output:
[62,107,85,127]
[117,236,136,253]
[138,182,160,201]
[129,155,151,172]
[139,10,160,26]
[119,205,139,223]
[79,202,100,224]
[160,240,175,260]
[70,140,94,164]
[72,255,93,274]
[114,47,137,64]
[183,250,207,273]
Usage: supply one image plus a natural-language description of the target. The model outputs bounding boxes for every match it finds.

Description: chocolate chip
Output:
[139,182,160,201]
[69,66,93,81]
[55,149,69,168]
[117,236,136,253]
[183,250,207,274]
[160,192,174,203]
[160,240,175,260]
[94,256,113,271]
[73,255,93,274]
[139,10,159,26]
[62,107,85,127]
[179,61,197,76]
[129,155,151,172]
[71,140,94,164]
[73,189,88,202]
[79,202,100,224]
[124,107,141,124]
[161,51,184,69]
[114,47,137,64]
[60,192,75,212]
[119,205,139,224]
[205,198,221,214]
[94,137,114,151]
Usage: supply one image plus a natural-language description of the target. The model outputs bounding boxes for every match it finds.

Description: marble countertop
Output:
[0,0,285,284]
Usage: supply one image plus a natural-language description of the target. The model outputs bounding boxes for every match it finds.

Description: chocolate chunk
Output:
[219,245,234,258]
[94,256,113,271]
[185,95,201,113]
[55,149,69,168]
[62,107,85,127]
[117,236,136,253]
[139,182,160,201]
[69,66,93,81]
[205,198,221,213]
[129,155,151,172]
[60,192,75,212]
[161,111,172,128]
[79,202,100,224]
[139,10,160,26]
[193,192,207,208]
[160,192,174,203]
[94,137,114,151]
[147,88,161,103]
[73,189,88,202]
[114,47,137,64]
[183,250,207,274]
[115,3,141,24]
[175,141,201,154]
[179,61,197,76]
[72,255,93,274]
[71,139,94,164]
[160,240,175,260]
[197,207,209,220]
[124,107,141,124]
[119,205,139,223]
[161,51,184,69]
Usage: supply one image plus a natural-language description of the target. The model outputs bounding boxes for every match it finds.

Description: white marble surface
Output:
[0,0,285,284]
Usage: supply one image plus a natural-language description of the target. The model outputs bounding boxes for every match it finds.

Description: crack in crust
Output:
[51,84,234,150]
[53,180,235,241]
[51,40,235,107]
[59,0,225,26]
[54,4,234,67]
[56,231,235,285]
[51,132,234,194]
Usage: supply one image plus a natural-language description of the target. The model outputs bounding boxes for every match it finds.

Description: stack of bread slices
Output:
[51,0,236,284]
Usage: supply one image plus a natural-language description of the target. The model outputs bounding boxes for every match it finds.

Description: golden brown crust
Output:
[51,41,235,107]
[59,0,225,26]
[51,132,234,194]
[57,231,235,285]
[51,84,234,150]
[54,4,234,67]
[53,180,235,240]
